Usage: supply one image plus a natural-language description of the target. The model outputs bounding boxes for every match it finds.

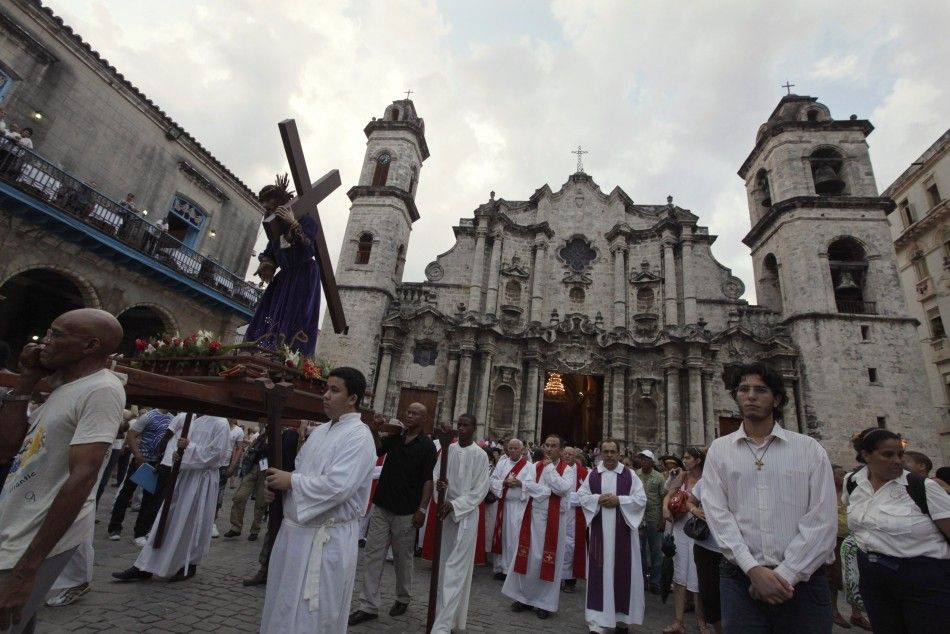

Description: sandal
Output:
[850,614,872,631]
[698,624,715,634]
[661,625,686,634]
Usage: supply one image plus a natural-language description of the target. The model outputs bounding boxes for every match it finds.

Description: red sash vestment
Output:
[365,455,386,515]
[513,459,568,582]
[572,463,589,580]
[420,446,443,561]
[491,457,529,554]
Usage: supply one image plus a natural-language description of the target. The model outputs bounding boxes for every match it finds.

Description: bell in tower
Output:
[813,163,846,195]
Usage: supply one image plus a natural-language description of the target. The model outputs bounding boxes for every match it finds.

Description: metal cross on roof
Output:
[782,80,795,95]
[572,145,588,173]
[404,89,414,100]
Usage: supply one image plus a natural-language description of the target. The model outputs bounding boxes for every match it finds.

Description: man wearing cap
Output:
[636,450,666,594]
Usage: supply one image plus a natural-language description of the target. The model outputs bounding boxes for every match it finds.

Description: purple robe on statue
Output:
[244,214,321,356]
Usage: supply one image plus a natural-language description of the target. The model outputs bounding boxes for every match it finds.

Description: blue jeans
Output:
[720,560,832,634]
[640,521,663,588]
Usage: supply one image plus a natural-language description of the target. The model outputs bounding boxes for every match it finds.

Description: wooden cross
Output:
[404,89,414,99]
[782,80,795,95]
[277,119,348,334]
[572,145,588,173]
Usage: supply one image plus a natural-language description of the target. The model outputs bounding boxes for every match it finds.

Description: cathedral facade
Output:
[317,95,941,465]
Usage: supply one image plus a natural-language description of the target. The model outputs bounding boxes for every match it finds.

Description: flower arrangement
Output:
[132,331,330,381]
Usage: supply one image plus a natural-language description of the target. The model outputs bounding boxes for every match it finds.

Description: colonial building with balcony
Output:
[884,129,950,458]
[317,94,941,465]
[0,0,262,359]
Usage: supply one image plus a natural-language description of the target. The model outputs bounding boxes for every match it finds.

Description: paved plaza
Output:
[36,487,856,633]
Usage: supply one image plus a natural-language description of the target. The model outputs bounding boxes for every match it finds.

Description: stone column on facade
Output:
[522,355,540,441]
[662,237,678,326]
[611,241,628,330]
[701,369,715,443]
[475,346,496,435]
[529,238,547,324]
[372,343,395,412]
[682,235,697,324]
[444,349,460,422]
[485,229,504,316]
[467,224,488,313]
[610,363,628,440]
[663,361,682,454]
[687,359,704,447]
[782,374,801,433]
[454,345,475,419]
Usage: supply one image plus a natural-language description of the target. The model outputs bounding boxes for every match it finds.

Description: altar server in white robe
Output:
[129,414,230,580]
[259,367,376,634]
[577,439,647,633]
[430,414,490,633]
[501,434,576,619]
[490,439,530,578]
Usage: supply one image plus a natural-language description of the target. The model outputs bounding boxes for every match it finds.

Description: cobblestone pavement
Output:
[36,487,856,633]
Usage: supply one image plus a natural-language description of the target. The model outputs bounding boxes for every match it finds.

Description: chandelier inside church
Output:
[544,372,566,397]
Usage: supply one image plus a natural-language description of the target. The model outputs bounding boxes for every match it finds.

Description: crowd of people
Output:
[0,308,949,633]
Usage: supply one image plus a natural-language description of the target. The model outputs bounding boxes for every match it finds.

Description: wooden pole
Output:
[152,411,194,548]
[425,427,457,633]
[263,380,292,539]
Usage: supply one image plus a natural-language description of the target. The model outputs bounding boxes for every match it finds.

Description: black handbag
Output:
[484,490,499,505]
[661,531,677,556]
[683,514,710,541]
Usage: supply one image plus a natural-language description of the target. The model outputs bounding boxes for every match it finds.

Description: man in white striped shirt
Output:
[702,363,837,633]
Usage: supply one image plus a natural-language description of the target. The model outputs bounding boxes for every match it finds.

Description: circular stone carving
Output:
[425,262,444,282]
[721,276,745,300]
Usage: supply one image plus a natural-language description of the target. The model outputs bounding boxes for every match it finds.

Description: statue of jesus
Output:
[244,174,321,356]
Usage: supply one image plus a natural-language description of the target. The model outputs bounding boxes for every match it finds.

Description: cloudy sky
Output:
[46,0,949,307]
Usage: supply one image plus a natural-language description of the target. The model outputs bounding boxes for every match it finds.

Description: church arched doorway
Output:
[116,305,171,357]
[540,372,603,447]
[0,268,87,361]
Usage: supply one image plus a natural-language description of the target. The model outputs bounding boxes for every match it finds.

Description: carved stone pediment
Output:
[500,255,530,279]
[630,259,661,284]
[562,270,593,287]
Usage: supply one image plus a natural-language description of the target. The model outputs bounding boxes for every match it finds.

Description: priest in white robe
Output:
[501,434,576,619]
[490,438,530,579]
[116,414,231,581]
[578,439,647,633]
[259,367,377,634]
[430,414,490,634]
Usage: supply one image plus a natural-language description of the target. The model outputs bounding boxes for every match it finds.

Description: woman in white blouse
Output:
[843,427,950,633]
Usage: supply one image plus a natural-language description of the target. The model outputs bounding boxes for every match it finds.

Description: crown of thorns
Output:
[258,173,294,205]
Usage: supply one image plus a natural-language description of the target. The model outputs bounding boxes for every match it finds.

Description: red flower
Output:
[285,360,295,368]
[209,341,222,352]
[134,339,147,351]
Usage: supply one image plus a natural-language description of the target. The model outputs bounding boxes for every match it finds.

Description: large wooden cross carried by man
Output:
[278,119,348,334]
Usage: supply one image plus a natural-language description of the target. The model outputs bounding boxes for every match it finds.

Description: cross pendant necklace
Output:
[744,436,776,470]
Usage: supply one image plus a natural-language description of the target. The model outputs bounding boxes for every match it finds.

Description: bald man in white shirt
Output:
[702,362,837,633]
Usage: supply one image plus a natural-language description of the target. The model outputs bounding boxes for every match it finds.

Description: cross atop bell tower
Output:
[571,145,588,173]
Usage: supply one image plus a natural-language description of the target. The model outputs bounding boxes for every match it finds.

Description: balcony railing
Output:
[836,299,877,315]
[0,137,261,309]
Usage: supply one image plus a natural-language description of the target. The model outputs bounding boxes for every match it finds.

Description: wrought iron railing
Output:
[0,137,261,308]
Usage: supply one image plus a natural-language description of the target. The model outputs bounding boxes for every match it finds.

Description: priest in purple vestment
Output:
[577,439,647,633]
[244,174,321,356]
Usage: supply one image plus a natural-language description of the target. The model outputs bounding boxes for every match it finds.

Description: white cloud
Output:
[42,0,950,317]
[809,54,860,81]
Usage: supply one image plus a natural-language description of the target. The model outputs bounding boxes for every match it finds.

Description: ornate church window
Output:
[504,280,521,304]
[559,237,596,272]
[355,232,373,264]
[636,287,655,313]
[412,340,438,366]
[569,286,585,304]
[372,152,391,187]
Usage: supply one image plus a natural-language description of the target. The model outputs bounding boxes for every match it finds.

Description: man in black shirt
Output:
[349,402,436,625]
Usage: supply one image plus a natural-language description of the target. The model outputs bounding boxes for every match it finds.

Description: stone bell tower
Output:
[738,93,939,461]
[316,99,429,389]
